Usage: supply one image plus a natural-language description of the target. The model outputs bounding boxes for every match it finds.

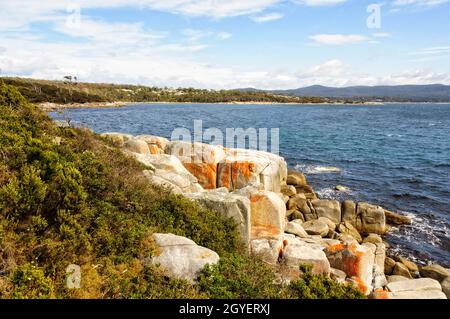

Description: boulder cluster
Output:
[102,132,450,299]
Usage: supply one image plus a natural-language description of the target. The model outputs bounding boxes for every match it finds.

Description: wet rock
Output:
[384,210,412,226]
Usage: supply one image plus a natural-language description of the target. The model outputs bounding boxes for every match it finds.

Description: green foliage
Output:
[1,77,329,104]
[0,91,239,298]
[0,81,27,109]
[198,254,284,299]
[286,265,366,299]
[12,263,55,298]
[198,257,365,300]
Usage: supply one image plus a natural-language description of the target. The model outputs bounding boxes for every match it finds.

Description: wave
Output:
[316,187,354,200]
[294,164,342,174]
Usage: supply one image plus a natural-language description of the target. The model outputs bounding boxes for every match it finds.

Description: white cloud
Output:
[216,32,232,39]
[309,34,369,45]
[250,12,284,22]
[293,0,347,6]
[392,0,450,7]
[373,32,391,38]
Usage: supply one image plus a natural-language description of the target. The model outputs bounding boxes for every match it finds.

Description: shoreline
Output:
[39,100,450,110]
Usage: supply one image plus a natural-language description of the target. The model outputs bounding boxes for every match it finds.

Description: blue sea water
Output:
[50,103,450,266]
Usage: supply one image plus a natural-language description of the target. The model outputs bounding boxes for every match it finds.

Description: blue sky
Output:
[0,0,449,89]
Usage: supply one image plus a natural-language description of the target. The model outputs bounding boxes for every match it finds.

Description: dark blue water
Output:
[50,103,450,266]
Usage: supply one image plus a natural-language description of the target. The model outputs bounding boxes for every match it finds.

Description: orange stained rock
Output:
[219,160,256,191]
[149,145,161,155]
[326,243,345,253]
[326,243,365,278]
[373,288,390,299]
[183,162,217,189]
[251,225,282,240]
[352,276,369,295]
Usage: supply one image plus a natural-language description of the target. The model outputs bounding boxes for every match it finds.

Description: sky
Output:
[0,0,449,89]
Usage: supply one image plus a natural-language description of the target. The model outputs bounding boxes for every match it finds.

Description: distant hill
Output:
[270,84,450,102]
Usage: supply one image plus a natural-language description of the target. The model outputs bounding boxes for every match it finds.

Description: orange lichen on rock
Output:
[326,243,345,254]
[372,288,390,299]
[217,160,257,191]
[149,144,162,155]
[352,276,369,295]
[183,162,217,189]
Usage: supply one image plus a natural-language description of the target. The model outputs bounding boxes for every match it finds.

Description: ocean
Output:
[50,103,450,266]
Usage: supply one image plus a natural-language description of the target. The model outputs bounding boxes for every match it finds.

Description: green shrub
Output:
[12,263,55,298]
[0,82,27,109]
[286,265,366,299]
[198,254,284,299]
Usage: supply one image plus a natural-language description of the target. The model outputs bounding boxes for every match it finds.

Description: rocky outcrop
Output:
[311,200,341,224]
[384,210,412,226]
[186,190,251,244]
[250,238,283,265]
[150,233,219,283]
[381,278,447,299]
[218,148,287,193]
[419,264,450,282]
[248,190,286,240]
[282,240,331,275]
[166,141,226,189]
[325,243,375,295]
[108,132,447,298]
[356,203,386,235]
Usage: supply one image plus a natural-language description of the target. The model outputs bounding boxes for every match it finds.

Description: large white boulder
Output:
[218,148,287,192]
[387,278,442,293]
[282,238,331,275]
[186,190,251,244]
[150,233,219,283]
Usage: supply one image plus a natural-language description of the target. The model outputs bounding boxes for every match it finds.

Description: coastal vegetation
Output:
[0,82,364,299]
[1,77,333,105]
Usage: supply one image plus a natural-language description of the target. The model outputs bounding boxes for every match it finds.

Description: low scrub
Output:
[0,82,363,299]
